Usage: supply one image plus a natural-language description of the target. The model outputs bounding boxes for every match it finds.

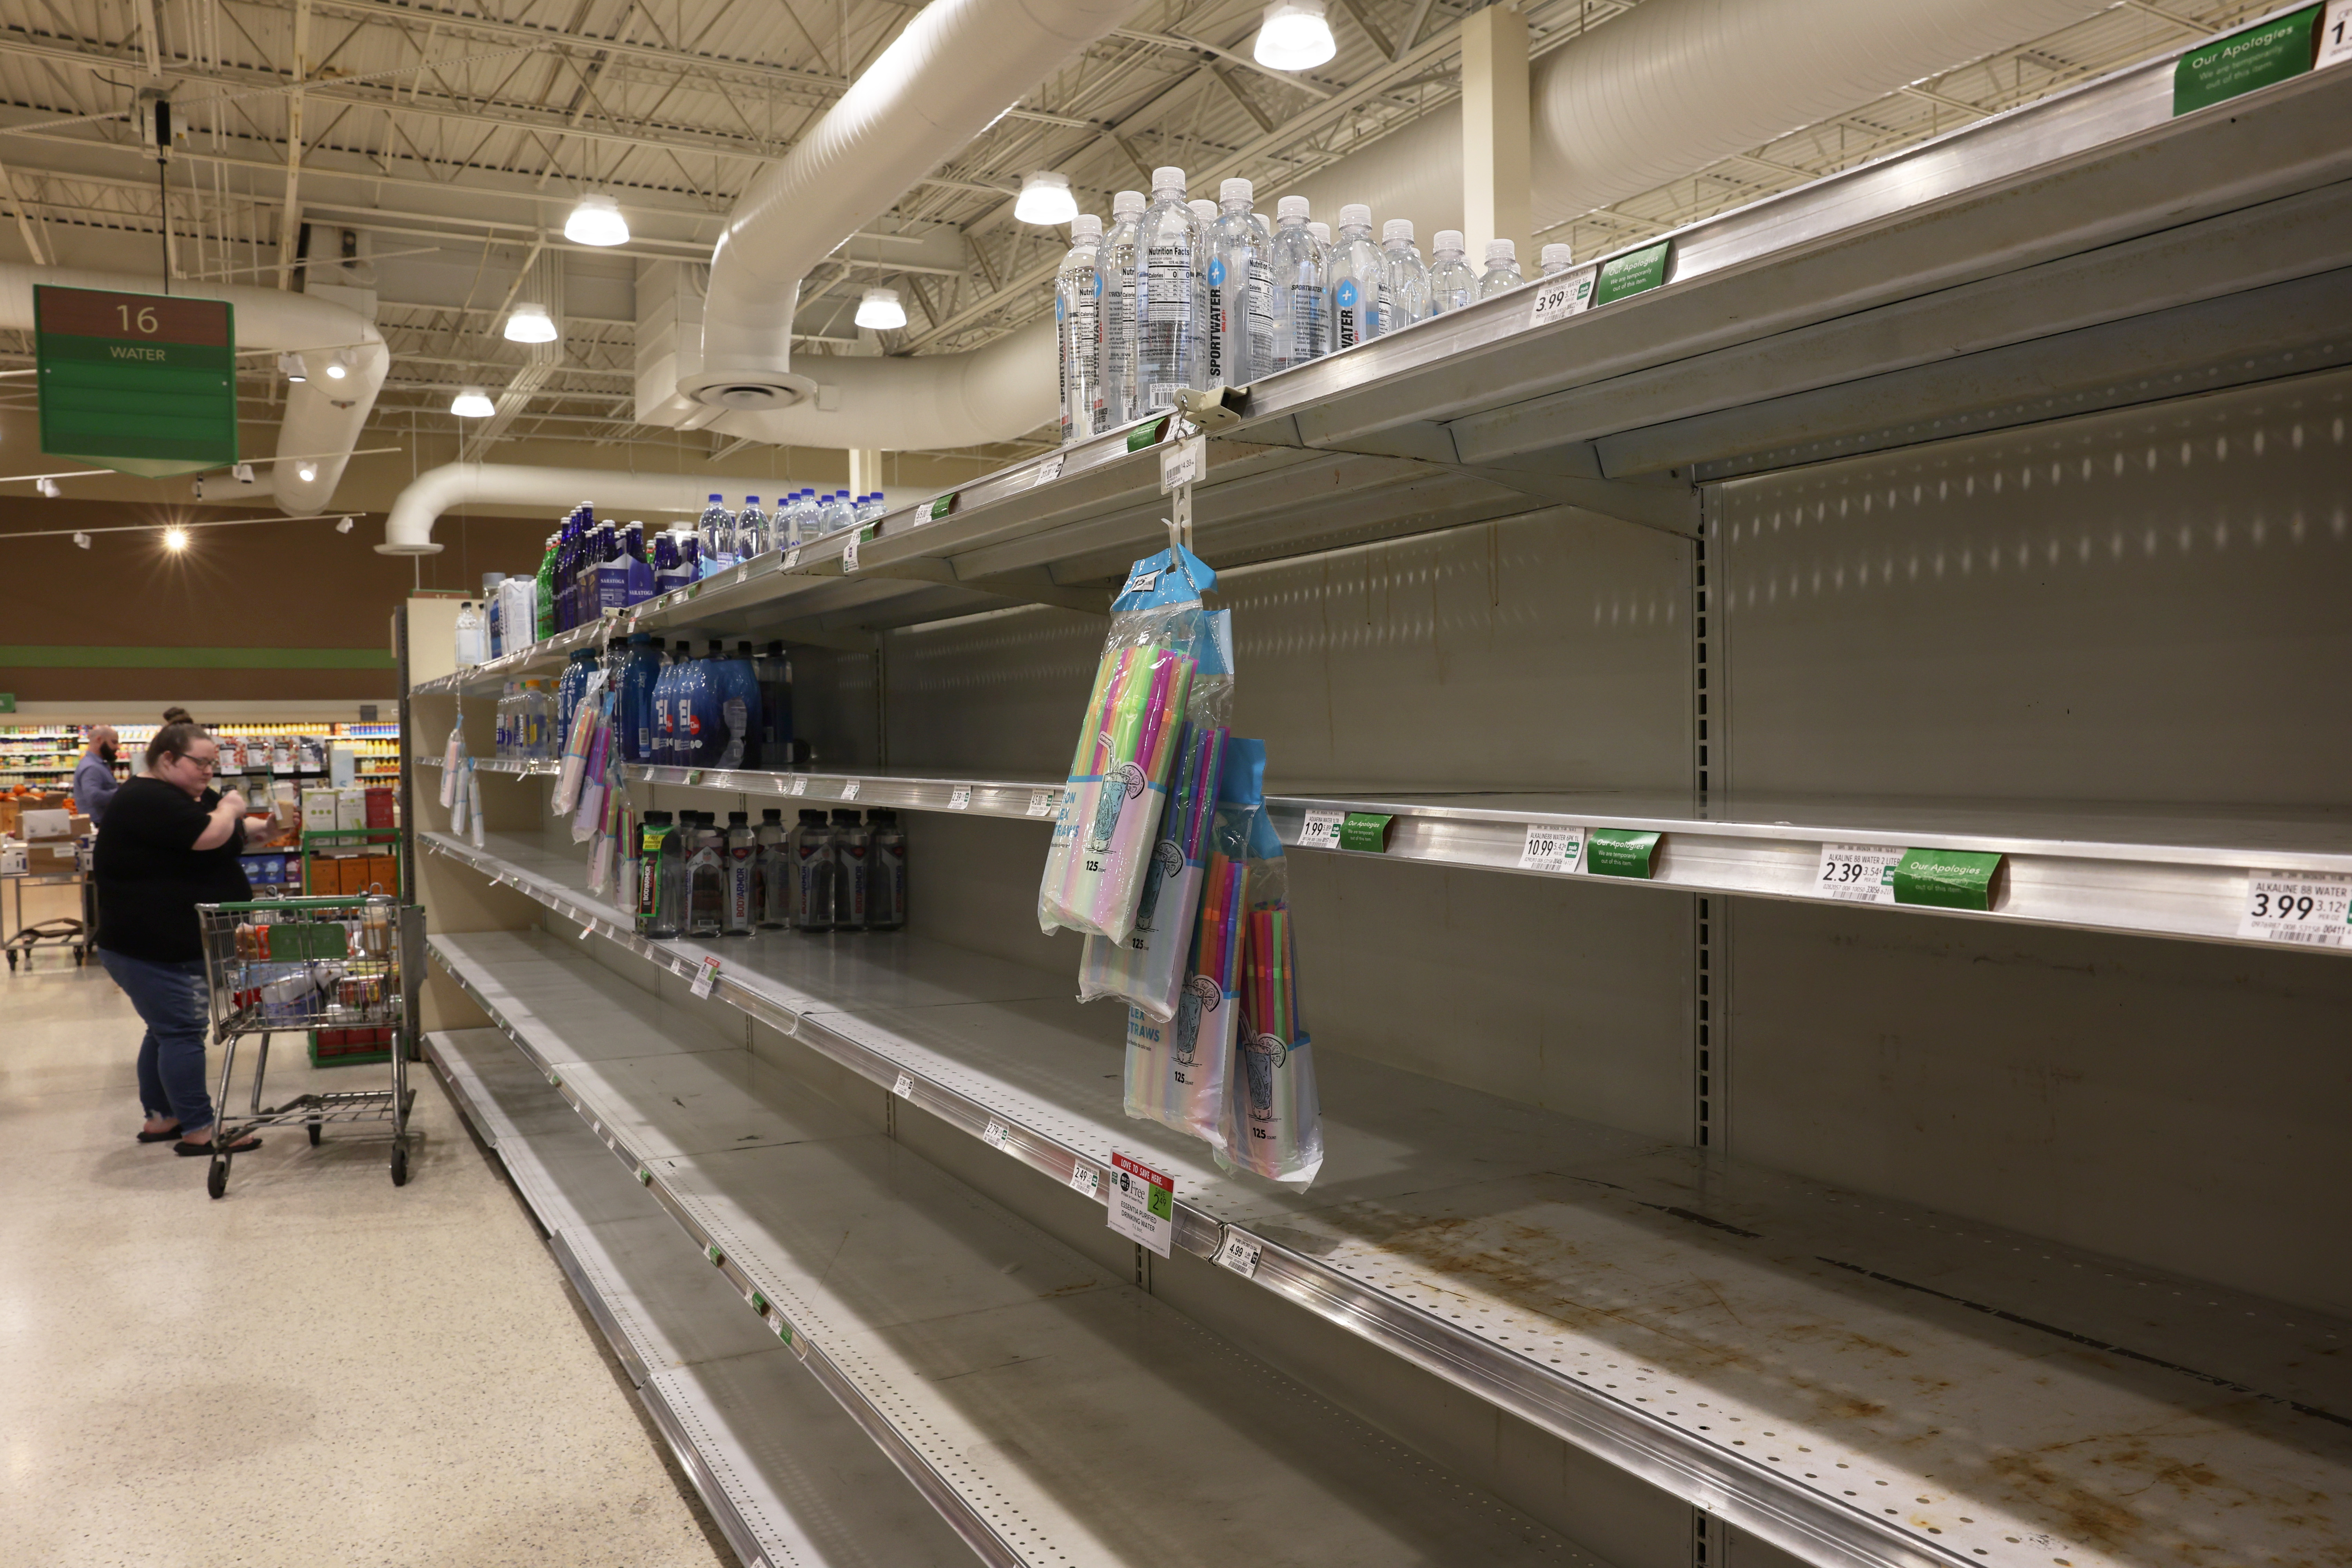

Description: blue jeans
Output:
[98,951,216,1137]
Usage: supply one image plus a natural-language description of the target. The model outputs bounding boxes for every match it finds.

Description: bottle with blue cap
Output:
[1327,203,1384,351]
[696,493,733,577]
[735,495,768,560]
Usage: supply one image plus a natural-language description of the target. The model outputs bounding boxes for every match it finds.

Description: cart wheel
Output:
[308,1120,323,1146]
[206,1157,227,1200]
[390,1143,409,1187]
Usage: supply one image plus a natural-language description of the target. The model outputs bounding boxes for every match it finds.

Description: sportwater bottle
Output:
[1428,230,1478,315]
[1380,219,1428,333]
[1134,167,1200,414]
[1187,199,1218,388]
[1098,190,1145,426]
[1267,196,1325,372]
[1056,214,1106,445]
[1327,203,1384,351]
[1209,178,1267,387]
[1479,238,1523,298]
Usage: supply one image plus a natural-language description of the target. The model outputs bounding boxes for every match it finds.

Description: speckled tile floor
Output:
[0,950,734,1568]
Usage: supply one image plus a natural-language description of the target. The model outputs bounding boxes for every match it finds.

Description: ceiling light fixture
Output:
[855,287,907,330]
[35,477,59,497]
[163,526,189,551]
[72,531,90,549]
[324,351,352,381]
[564,192,630,247]
[1014,171,1077,226]
[1253,0,1336,69]
[336,516,355,534]
[278,351,308,383]
[504,303,558,343]
[450,386,495,418]
[296,462,319,483]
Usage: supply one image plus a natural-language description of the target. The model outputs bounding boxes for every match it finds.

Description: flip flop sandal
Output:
[136,1124,185,1143]
[176,1135,262,1157]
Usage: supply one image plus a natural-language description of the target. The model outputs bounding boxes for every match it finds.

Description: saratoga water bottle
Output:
[1478,237,1523,299]
[1209,178,1267,387]
[1428,230,1478,315]
[1056,214,1105,445]
[1267,196,1325,373]
[1134,167,1200,415]
[1327,204,1383,352]
[1380,219,1428,334]
[1098,189,1145,426]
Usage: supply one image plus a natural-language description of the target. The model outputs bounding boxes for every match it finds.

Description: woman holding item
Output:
[93,721,274,1156]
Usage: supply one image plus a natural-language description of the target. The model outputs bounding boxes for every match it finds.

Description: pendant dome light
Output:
[563,192,630,247]
[1253,0,1336,69]
[450,386,495,418]
[504,303,558,343]
[1014,171,1077,226]
[855,288,907,330]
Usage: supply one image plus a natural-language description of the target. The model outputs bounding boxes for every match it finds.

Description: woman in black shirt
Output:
[94,722,274,1156]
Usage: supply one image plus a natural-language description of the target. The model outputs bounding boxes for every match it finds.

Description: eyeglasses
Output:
[178,755,221,773]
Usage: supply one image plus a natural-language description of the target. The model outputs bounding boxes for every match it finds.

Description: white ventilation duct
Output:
[681,0,1134,417]
[1288,0,2111,239]
[378,463,717,555]
[704,319,1055,452]
[0,263,385,515]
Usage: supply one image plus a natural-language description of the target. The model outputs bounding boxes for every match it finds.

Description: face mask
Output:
[98,744,116,762]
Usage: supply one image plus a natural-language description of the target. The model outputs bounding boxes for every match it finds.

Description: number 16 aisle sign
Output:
[36,285,238,477]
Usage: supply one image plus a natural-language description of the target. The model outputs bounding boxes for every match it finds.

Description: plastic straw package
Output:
[1123,739,1262,1149]
[1038,547,1219,944]
[1215,799,1323,1189]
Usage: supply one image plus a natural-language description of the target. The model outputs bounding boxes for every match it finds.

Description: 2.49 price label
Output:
[2240,869,2352,947]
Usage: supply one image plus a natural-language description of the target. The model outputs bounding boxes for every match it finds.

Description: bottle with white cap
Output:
[1056,213,1106,445]
[1206,179,1267,388]
[1267,196,1325,373]
[1134,167,1201,415]
[1379,218,1428,332]
[1187,199,1220,388]
[1099,190,1147,426]
[1428,230,1478,315]
[1540,242,1576,277]
[1326,203,1385,351]
[1479,237,1524,298]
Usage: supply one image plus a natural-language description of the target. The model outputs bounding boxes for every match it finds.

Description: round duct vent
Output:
[681,368,817,412]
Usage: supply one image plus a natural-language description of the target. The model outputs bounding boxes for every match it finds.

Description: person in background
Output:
[72,725,120,822]
[140,709,195,777]
[93,722,277,1156]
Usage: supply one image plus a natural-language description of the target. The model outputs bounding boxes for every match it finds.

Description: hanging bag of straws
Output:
[1037,546,1219,944]
[1215,798,1322,1188]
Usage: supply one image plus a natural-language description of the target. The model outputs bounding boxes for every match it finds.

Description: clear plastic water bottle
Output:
[1098,190,1145,427]
[857,493,886,524]
[696,494,733,576]
[830,808,870,930]
[866,809,906,931]
[754,808,791,929]
[791,808,835,931]
[1327,203,1384,352]
[1057,213,1105,446]
[818,490,853,535]
[782,490,815,549]
[1210,178,1267,388]
[1479,237,1523,298]
[1187,198,1218,388]
[1267,196,1325,373]
[723,811,757,935]
[1380,219,1428,334]
[452,601,484,668]
[1428,229,1478,315]
[1307,221,1331,250]
[1541,242,1576,276]
[734,496,768,559]
[1134,167,1200,415]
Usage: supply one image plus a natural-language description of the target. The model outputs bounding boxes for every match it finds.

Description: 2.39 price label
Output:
[1815,843,1900,904]
[2240,870,2352,947]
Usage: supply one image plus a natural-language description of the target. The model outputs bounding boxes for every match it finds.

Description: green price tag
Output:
[1336,812,1393,853]
[683,769,702,786]
[2174,6,2319,115]
[1586,829,1661,878]
[926,493,956,521]
[1126,416,1171,452]
[749,1290,768,1314]
[705,1244,725,1266]
[1593,241,1671,307]
[1890,848,2004,911]
[1146,1181,1174,1222]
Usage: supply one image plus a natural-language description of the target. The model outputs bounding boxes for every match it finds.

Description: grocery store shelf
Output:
[405,36,2352,676]
[425,947,1597,1568]
[422,753,2352,954]
[424,1026,978,1568]
[423,832,2352,1568]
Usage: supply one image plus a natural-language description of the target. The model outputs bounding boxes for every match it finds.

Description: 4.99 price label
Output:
[2240,870,2352,947]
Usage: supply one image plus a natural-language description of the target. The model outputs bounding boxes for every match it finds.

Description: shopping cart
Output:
[196,893,423,1200]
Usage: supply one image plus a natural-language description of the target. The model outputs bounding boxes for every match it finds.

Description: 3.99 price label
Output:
[1527,268,1595,329]
[2240,869,2352,947]
[1815,843,1900,904]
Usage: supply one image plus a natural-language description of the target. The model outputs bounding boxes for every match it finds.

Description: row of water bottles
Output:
[691,489,887,575]
[633,806,905,938]
[610,635,797,769]
[1056,166,1576,445]
[493,680,557,762]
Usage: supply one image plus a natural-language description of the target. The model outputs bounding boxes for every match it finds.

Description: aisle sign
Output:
[1107,1152,1174,1257]
[1815,843,1901,904]
[1889,848,2004,911]
[35,285,237,476]
[690,956,720,998]
[1527,268,1596,330]
[1519,822,1585,873]
[1587,828,1661,878]
[1592,242,1672,308]
[2173,5,2323,114]
[2239,869,2352,947]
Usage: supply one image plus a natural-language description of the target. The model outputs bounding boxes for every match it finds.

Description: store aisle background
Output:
[0,886,731,1568]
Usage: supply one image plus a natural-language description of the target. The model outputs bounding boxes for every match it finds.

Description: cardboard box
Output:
[309,857,347,895]
[364,788,396,829]
[19,808,71,839]
[335,788,368,832]
[301,788,338,833]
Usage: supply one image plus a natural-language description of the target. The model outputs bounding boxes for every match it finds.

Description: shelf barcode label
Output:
[1160,434,1205,493]
[1027,789,1058,818]
[1518,823,1584,873]
[841,531,861,573]
[1527,268,1595,329]
[1068,1161,1102,1199]
[892,1072,913,1099]
[1816,844,1900,904]
[841,778,861,801]
[948,785,972,811]
[1213,1229,1261,1279]
[1033,454,1064,488]
[783,544,802,569]
[2240,870,2352,947]
[789,776,808,796]
[2322,0,2352,69]
[690,956,721,998]
[983,1119,1013,1152]
[1298,809,1344,849]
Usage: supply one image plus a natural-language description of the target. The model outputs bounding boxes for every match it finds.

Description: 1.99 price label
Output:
[2240,870,2352,947]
